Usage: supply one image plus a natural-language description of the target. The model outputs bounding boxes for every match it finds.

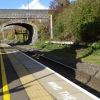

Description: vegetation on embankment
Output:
[34,40,100,66]
[50,0,100,42]
[34,0,100,66]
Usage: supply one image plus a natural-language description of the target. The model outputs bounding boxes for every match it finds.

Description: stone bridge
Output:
[0,9,52,44]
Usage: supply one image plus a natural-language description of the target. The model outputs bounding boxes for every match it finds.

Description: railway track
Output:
[15,45,100,98]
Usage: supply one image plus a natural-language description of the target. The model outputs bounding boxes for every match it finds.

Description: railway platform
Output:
[0,43,99,100]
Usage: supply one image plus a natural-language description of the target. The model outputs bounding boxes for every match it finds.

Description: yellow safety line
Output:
[0,52,10,100]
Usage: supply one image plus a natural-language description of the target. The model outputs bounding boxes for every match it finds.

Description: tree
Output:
[65,0,100,42]
[49,0,70,19]
[49,0,72,40]
[50,0,70,9]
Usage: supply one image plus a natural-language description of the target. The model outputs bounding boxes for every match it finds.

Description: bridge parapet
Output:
[0,9,50,19]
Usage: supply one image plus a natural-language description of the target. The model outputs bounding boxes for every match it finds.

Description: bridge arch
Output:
[1,21,39,44]
[0,9,52,44]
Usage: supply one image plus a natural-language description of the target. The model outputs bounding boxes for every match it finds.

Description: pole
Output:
[28,0,29,9]
[50,15,53,39]
[27,0,29,21]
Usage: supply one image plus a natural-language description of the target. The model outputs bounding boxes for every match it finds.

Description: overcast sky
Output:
[0,0,75,9]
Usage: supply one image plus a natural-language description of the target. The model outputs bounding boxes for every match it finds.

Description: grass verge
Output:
[34,41,100,66]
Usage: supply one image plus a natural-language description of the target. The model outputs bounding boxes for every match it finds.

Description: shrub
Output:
[66,0,100,42]
[91,42,100,50]
[52,0,100,42]
[38,23,49,40]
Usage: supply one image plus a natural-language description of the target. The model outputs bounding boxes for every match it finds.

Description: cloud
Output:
[19,0,48,9]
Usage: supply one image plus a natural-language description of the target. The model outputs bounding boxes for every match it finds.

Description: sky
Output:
[0,0,75,9]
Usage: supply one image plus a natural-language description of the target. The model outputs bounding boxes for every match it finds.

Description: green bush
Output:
[66,0,100,42]
[91,42,100,50]
[52,0,100,42]
[37,23,49,40]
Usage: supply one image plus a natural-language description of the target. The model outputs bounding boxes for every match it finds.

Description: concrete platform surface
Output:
[2,44,99,100]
